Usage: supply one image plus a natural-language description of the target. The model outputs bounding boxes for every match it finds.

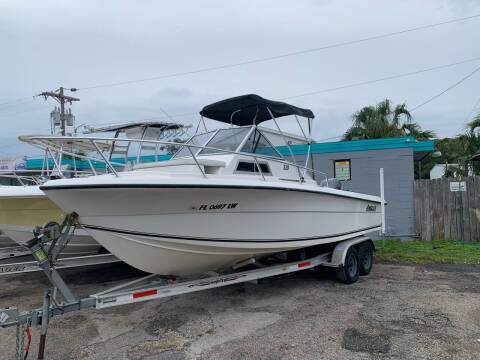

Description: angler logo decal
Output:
[366,204,377,212]
[192,203,238,211]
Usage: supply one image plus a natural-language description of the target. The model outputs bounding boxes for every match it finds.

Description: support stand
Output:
[38,290,51,360]
[379,168,386,248]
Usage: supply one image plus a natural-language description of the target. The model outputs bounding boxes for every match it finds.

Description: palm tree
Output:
[460,115,480,175]
[342,99,435,141]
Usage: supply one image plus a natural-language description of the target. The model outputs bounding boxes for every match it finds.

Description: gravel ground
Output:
[0,261,479,359]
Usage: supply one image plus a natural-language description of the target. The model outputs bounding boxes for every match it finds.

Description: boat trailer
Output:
[0,247,119,276]
[0,225,120,277]
[0,213,374,359]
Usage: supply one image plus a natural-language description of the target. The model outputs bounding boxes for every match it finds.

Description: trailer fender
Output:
[328,236,373,267]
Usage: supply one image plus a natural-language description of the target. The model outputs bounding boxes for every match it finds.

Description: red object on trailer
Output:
[298,261,311,268]
[133,290,158,299]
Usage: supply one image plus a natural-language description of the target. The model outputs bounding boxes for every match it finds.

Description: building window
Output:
[334,159,351,181]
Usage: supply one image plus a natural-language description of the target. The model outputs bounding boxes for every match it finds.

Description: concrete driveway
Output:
[0,262,479,359]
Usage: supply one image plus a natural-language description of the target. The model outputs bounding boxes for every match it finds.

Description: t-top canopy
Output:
[200,94,314,126]
[87,121,183,133]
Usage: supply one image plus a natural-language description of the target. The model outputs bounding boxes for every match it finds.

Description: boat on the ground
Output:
[37,94,383,275]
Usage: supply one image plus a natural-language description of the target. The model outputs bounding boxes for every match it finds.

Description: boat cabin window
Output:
[199,127,251,155]
[235,161,271,175]
[240,129,283,159]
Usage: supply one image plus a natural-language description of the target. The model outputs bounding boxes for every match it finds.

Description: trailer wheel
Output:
[336,247,359,284]
[358,242,373,276]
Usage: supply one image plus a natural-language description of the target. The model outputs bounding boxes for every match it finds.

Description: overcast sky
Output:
[0,0,479,157]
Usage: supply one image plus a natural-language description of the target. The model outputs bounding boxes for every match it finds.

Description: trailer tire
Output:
[358,242,373,276]
[336,247,359,284]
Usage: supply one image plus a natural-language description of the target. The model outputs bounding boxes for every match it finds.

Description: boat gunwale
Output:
[40,183,384,203]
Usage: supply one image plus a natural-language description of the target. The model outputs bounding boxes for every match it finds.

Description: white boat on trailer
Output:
[35,94,383,276]
[0,121,189,266]
[0,95,386,359]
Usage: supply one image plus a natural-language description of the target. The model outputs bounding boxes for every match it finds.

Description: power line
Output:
[29,56,480,125]
[410,64,480,112]
[464,95,480,122]
[77,14,480,91]
[0,97,32,108]
[4,56,479,126]
[0,105,51,118]
[0,98,36,111]
[280,56,480,100]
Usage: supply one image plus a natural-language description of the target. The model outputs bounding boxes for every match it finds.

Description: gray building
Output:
[284,136,434,239]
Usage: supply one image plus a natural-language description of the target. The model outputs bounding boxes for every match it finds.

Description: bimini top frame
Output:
[19,95,324,182]
[197,94,315,175]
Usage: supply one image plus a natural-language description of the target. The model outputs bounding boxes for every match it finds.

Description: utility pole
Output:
[38,87,79,135]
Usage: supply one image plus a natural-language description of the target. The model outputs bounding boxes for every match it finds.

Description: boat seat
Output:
[133,158,226,170]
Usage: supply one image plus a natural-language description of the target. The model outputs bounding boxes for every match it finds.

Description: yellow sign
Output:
[34,249,46,262]
[334,160,351,181]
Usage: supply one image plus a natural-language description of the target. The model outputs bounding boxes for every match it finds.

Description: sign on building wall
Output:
[0,158,26,171]
[334,159,351,181]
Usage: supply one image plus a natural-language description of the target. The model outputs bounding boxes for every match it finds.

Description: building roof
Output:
[467,152,480,161]
[277,136,434,160]
[25,136,434,170]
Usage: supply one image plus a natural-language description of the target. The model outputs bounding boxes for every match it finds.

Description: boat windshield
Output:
[173,131,216,158]
[240,129,283,158]
[174,126,283,159]
[200,128,251,155]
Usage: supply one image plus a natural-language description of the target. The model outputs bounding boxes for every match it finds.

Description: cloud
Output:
[0,0,480,156]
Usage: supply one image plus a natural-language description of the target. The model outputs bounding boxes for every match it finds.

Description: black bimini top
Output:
[200,94,315,126]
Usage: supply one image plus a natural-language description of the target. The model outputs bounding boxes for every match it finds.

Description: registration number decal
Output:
[192,203,238,211]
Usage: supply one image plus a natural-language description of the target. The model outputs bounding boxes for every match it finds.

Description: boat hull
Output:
[42,185,381,275]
